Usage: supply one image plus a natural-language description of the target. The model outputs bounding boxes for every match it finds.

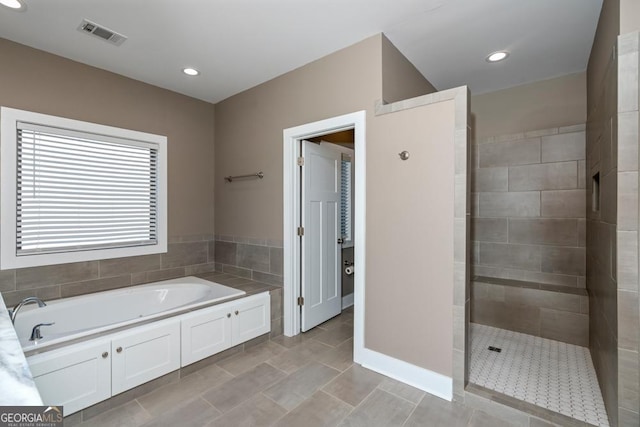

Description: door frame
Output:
[283,110,366,362]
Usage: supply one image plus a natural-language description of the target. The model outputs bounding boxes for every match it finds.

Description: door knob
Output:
[235,310,239,315]
[102,352,109,359]
[116,346,123,353]
[227,313,231,318]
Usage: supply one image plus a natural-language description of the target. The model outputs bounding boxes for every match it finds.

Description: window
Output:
[1,107,167,269]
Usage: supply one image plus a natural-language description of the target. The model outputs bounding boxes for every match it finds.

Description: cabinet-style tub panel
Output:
[181,304,232,366]
[111,318,181,395]
[28,339,111,415]
[26,291,271,415]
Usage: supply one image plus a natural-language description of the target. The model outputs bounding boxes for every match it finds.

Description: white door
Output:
[301,140,342,331]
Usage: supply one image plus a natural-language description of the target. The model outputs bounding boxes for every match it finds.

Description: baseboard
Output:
[357,347,452,401]
[342,293,354,309]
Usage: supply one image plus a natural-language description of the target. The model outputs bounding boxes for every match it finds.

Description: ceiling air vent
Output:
[77,19,127,46]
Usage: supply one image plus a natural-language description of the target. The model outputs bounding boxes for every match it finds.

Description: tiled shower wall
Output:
[613,31,640,426]
[471,125,587,289]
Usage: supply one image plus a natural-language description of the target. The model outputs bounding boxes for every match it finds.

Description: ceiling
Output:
[0,0,603,103]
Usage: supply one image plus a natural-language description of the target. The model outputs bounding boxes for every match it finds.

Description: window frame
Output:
[1,107,167,270]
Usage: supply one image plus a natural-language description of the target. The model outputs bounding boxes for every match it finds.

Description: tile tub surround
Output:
[471,125,587,289]
[0,234,220,308]
[0,293,42,405]
[213,235,284,286]
[471,276,589,346]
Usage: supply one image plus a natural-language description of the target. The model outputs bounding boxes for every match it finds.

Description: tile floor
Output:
[470,323,609,427]
[71,308,527,427]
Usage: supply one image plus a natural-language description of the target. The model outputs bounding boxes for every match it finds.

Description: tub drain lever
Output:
[30,322,55,341]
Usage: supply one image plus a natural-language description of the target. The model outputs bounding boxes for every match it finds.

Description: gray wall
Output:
[471,126,587,288]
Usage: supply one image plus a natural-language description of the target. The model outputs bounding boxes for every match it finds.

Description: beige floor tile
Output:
[137,371,217,415]
[403,393,473,426]
[313,338,354,372]
[317,313,349,330]
[269,328,324,349]
[322,365,384,407]
[78,400,150,427]
[337,389,415,427]
[468,409,521,427]
[216,340,287,376]
[193,363,235,385]
[273,391,353,427]
[266,340,332,374]
[314,324,353,347]
[202,363,286,413]
[140,397,221,427]
[263,361,341,410]
[207,394,286,427]
[377,378,425,404]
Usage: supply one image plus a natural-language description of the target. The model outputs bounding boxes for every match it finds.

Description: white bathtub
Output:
[13,276,246,352]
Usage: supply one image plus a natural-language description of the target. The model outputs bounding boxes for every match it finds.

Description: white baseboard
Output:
[356,347,452,401]
[342,293,354,309]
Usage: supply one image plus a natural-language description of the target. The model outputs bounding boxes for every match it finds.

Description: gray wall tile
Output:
[237,244,270,272]
[618,111,639,172]
[253,271,283,286]
[618,348,640,412]
[100,255,160,278]
[472,167,508,192]
[618,171,639,231]
[17,262,99,290]
[508,219,578,246]
[479,192,540,217]
[472,218,508,242]
[541,190,586,218]
[618,290,639,351]
[540,247,585,276]
[617,231,639,291]
[578,160,586,189]
[541,132,586,163]
[0,270,16,293]
[61,275,132,298]
[479,243,541,271]
[478,138,540,168]
[146,267,186,282]
[215,241,237,265]
[508,162,577,191]
[161,242,208,269]
[539,309,589,346]
[270,247,283,275]
[472,298,540,336]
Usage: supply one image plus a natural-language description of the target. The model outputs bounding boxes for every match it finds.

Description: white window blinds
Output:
[340,158,352,242]
[16,122,158,255]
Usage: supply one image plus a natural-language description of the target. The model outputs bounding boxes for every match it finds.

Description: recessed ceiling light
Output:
[0,0,25,10]
[486,51,509,62]
[182,67,200,76]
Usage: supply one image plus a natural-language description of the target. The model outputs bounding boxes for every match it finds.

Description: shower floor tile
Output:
[470,323,609,427]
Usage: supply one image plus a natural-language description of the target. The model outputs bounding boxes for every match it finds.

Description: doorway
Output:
[282,110,366,365]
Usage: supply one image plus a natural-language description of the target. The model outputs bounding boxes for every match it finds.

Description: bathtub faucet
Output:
[9,297,47,324]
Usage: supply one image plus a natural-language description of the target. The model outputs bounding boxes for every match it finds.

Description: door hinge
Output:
[297,296,304,306]
[297,156,305,166]
[297,226,304,236]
